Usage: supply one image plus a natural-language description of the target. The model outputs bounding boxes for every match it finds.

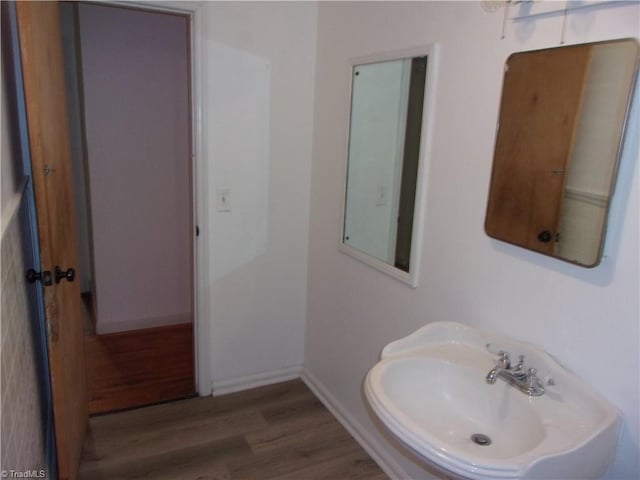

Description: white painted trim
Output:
[301,368,410,480]
[212,366,303,397]
[337,242,415,286]
[339,43,441,288]
[564,186,609,208]
[409,42,440,288]
[186,2,213,400]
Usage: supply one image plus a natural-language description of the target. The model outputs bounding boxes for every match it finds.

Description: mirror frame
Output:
[338,44,440,287]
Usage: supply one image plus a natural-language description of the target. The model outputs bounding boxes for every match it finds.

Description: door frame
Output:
[101,0,211,396]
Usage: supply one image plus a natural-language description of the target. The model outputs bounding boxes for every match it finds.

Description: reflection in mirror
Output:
[485,39,639,267]
[342,53,431,284]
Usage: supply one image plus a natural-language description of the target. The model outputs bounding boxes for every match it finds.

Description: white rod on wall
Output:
[511,0,639,22]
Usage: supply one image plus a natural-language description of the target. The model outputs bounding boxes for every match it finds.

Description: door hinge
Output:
[26,269,52,286]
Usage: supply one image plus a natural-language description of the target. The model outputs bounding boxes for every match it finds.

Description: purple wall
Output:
[78,4,191,333]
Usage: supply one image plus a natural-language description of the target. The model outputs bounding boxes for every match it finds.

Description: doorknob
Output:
[26,268,52,286]
[55,266,75,284]
[537,230,552,243]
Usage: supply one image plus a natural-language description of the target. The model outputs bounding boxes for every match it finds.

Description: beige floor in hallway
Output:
[78,379,389,480]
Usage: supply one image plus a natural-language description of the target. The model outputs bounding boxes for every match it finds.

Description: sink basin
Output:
[364,322,620,479]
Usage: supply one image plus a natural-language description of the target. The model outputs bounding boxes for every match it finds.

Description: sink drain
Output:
[470,433,492,446]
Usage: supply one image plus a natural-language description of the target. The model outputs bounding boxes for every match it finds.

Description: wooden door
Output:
[15,2,88,479]
[485,46,592,255]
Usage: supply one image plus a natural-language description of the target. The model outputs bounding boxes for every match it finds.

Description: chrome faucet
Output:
[486,351,545,396]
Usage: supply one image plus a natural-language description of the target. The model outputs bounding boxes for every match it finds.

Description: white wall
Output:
[197,2,318,391]
[306,2,639,479]
[79,4,192,333]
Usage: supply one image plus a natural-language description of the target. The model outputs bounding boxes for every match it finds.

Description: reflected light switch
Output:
[217,188,231,212]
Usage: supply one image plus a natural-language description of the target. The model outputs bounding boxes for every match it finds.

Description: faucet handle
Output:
[486,345,511,368]
[497,351,511,369]
[525,368,546,396]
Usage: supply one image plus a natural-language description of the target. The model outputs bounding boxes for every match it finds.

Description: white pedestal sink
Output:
[364,322,620,479]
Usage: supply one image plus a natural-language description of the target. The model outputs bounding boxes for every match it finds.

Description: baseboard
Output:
[96,313,191,335]
[211,365,303,396]
[301,368,409,480]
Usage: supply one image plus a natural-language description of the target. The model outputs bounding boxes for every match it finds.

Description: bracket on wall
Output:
[483,0,640,44]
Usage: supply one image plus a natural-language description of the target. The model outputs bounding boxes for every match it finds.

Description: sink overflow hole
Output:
[471,433,492,446]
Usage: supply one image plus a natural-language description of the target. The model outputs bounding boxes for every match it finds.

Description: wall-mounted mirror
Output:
[485,39,639,267]
[340,46,438,286]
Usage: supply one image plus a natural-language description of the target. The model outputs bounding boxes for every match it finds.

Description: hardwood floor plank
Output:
[79,379,389,480]
[86,396,217,437]
[226,422,363,479]
[81,409,267,471]
[87,379,311,438]
[85,323,195,414]
[209,379,313,415]
[247,395,338,454]
[274,450,389,480]
[246,416,344,455]
[259,393,329,424]
[79,436,244,480]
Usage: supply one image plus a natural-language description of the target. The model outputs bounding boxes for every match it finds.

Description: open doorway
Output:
[59,2,195,414]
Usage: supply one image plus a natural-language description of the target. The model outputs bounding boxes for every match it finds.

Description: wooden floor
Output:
[78,379,388,480]
[84,323,195,414]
